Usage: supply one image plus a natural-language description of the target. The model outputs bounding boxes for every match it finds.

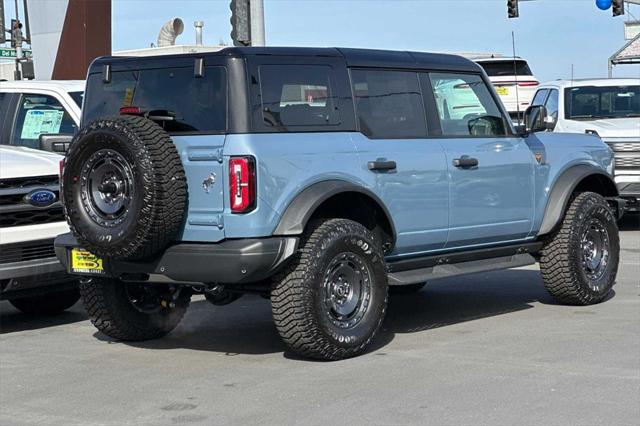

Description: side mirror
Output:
[523,105,548,133]
[544,114,557,131]
[39,134,73,153]
[467,115,506,136]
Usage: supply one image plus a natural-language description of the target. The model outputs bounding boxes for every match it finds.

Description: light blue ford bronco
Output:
[55,47,623,360]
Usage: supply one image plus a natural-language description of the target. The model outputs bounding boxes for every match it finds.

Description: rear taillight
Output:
[229,156,256,213]
[119,106,141,115]
[59,159,65,178]
[518,81,539,87]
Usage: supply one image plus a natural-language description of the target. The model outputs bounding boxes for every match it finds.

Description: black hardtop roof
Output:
[91,46,481,73]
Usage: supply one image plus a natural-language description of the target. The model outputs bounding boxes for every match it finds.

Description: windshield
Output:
[69,91,84,108]
[477,60,533,77]
[565,85,640,120]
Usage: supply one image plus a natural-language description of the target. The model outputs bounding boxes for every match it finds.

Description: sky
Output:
[5,0,640,81]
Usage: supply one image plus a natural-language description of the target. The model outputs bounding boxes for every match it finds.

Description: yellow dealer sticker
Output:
[71,249,105,274]
[496,87,509,96]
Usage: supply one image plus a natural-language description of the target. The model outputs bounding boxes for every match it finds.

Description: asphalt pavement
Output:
[1,216,638,426]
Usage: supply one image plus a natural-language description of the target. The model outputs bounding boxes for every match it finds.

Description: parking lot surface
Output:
[1,217,638,426]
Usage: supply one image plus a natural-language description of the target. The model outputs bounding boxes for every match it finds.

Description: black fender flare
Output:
[273,180,397,243]
[538,165,618,236]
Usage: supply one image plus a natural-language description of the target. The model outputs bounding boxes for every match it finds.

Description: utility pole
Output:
[250,0,265,46]
[13,0,23,80]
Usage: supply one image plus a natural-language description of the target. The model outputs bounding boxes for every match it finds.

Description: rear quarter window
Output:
[257,64,341,130]
[82,66,227,133]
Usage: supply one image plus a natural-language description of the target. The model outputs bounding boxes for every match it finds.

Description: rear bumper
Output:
[54,233,299,285]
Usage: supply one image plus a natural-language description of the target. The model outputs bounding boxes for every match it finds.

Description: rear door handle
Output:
[452,157,479,168]
[368,160,397,171]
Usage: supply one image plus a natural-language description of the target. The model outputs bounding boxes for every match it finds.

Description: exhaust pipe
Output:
[194,21,204,46]
[157,18,184,47]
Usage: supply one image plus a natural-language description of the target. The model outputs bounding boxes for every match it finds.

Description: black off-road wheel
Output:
[539,191,620,305]
[9,288,80,315]
[271,219,388,360]
[62,116,187,260]
[80,278,190,341]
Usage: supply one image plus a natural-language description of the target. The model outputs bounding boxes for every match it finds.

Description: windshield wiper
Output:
[625,113,640,118]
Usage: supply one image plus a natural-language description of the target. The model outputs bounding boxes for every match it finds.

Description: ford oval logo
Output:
[24,189,57,207]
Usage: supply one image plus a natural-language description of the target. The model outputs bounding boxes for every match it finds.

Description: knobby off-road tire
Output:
[80,278,190,341]
[271,219,388,360]
[539,191,619,305]
[9,288,80,315]
[62,116,187,260]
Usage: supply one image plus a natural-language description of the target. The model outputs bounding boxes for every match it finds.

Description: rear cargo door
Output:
[82,61,229,242]
[173,134,226,242]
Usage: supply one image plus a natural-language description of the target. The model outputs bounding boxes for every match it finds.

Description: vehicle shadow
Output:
[114,268,572,359]
[618,214,639,231]
[0,301,87,334]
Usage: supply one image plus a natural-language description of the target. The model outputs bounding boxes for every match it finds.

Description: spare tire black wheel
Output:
[62,116,187,260]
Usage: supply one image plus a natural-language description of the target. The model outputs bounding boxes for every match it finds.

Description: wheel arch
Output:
[538,165,618,236]
[273,180,397,251]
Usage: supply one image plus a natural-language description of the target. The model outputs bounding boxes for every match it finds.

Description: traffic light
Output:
[10,19,23,49]
[612,0,625,16]
[230,0,251,46]
[507,0,519,18]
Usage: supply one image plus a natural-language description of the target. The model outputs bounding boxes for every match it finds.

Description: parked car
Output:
[55,47,621,360]
[0,80,84,152]
[531,78,640,212]
[0,145,79,314]
[471,56,539,121]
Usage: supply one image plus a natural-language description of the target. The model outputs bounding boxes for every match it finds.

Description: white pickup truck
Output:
[0,80,84,314]
[531,78,640,212]
[0,145,79,314]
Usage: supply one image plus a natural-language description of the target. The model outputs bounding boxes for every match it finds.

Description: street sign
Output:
[0,47,32,58]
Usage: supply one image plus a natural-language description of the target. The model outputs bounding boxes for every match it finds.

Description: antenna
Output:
[511,31,521,125]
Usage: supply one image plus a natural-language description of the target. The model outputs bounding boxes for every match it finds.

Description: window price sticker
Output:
[20,109,64,139]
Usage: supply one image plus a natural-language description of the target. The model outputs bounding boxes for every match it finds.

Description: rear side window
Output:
[478,60,533,77]
[83,66,227,133]
[351,69,427,139]
[10,94,77,149]
[258,65,340,128]
[430,73,507,137]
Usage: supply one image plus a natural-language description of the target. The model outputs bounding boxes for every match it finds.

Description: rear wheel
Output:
[539,192,619,305]
[271,219,388,360]
[9,288,80,315]
[80,278,190,341]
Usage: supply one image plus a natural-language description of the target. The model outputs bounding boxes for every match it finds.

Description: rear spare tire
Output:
[62,116,187,260]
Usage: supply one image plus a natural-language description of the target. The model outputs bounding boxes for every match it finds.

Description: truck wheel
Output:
[539,192,619,305]
[80,278,190,341]
[9,288,80,315]
[62,116,187,260]
[271,219,388,360]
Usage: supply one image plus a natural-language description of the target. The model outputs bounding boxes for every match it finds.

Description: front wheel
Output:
[271,219,388,360]
[80,278,190,341]
[539,191,620,305]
